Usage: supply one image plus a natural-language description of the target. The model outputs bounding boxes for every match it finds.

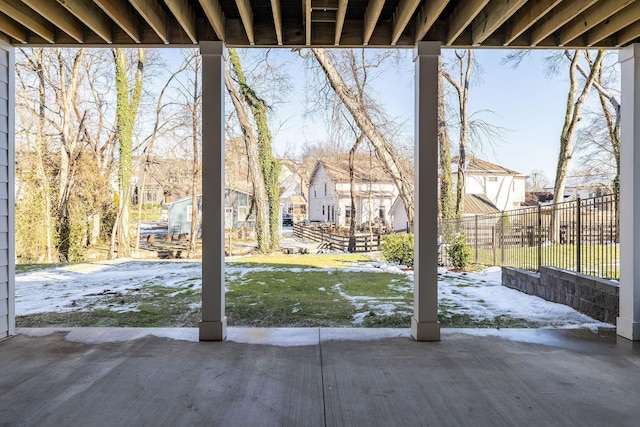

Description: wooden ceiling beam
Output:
[530,0,597,46]
[236,0,254,45]
[0,11,27,43]
[415,0,449,42]
[57,0,112,43]
[446,0,490,45]
[0,0,54,43]
[93,0,140,43]
[391,0,420,45]
[305,0,311,45]
[559,0,634,46]
[20,0,84,43]
[615,19,640,46]
[164,0,197,43]
[415,0,450,43]
[270,0,283,45]
[198,0,225,41]
[363,0,384,45]
[130,0,169,43]
[334,0,347,45]
[587,1,640,47]
[503,0,562,45]
[471,0,527,45]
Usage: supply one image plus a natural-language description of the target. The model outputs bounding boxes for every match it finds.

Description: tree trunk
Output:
[224,67,271,253]
[111,48,145,258]
[438,56,454,220]
[311,48,415,227]
[348,134,365,252]
[188,54,202,258]
[443,50,473,217]
[228,49,281,252]
[32,49,55,262]
[550,50,603,243]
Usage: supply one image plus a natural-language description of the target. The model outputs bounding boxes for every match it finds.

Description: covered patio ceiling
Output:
[0,0,639,48]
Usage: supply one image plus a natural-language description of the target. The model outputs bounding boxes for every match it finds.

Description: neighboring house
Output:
[279,163,307,222]
[133,156,201,206]
[523,191,554,207]
[166,195,202,237]
[389,194,499,231]
[166,187,254,237]
[388,157,523,231]
[543,174,614,201]
[224,187,254,230]
[307,156,398,228]
[452,157,527,211]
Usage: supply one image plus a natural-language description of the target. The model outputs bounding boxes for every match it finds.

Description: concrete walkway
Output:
[1,327,639,426]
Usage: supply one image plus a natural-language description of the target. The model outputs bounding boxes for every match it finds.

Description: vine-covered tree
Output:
[228,49,281,252]
[111,48,145,258]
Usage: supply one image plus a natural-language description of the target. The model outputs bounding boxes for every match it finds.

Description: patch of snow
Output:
[15,260,613,331]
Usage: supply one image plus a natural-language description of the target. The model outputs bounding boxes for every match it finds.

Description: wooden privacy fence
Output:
[293,223,383,252]
[439,194,620,280]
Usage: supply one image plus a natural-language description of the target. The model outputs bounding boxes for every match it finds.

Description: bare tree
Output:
[575,53,620,198]
[526,169,550,192]
[133,56,188,251]
[442,50,473,217]
[552,51,604,205]
[310,48,415,228]
[438,56,454,219]
[224,65,271,252]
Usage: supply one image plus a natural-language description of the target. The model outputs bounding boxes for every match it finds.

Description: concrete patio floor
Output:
[1,327,639,426]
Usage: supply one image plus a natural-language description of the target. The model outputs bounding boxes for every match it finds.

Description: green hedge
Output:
[381,233,414,267]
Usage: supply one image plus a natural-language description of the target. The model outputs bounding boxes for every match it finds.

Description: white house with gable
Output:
[389,157,526,231]
[453,157,527,211]
[307,156,398,228]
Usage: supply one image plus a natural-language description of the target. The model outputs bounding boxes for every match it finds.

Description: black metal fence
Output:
[439,195,620,279]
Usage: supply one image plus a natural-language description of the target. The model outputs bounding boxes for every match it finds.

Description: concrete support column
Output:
[618,44,640,341]
[412,42,441,341]
[199,41,227,341]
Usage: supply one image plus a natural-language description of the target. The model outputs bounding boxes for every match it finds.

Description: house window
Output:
[145,191,157,203]
[324,182,327,196]
[345,206,351,219]
[488,177,498,182]
[237,206,249,221]
[322,205,325,215]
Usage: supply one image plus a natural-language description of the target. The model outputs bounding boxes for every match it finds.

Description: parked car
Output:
[282,213,293,226]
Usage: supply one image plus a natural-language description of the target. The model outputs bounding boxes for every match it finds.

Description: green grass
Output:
[225,261,412,327]
[471,244,620,279]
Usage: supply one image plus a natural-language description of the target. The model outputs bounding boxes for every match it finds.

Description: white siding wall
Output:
[0,42,13,339]
[465,174,526,211]
[308,166,338,223]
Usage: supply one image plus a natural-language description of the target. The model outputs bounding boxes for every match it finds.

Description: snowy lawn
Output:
[14,255,612,330]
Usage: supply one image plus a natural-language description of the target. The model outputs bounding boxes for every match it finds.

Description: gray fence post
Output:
[576,197,581,273]
[500,213,505,265]
[537,205,542,272]
[492,226,496,266]
[475,214,479,263]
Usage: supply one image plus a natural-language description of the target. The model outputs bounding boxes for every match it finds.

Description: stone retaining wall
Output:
[502,266,619,324]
